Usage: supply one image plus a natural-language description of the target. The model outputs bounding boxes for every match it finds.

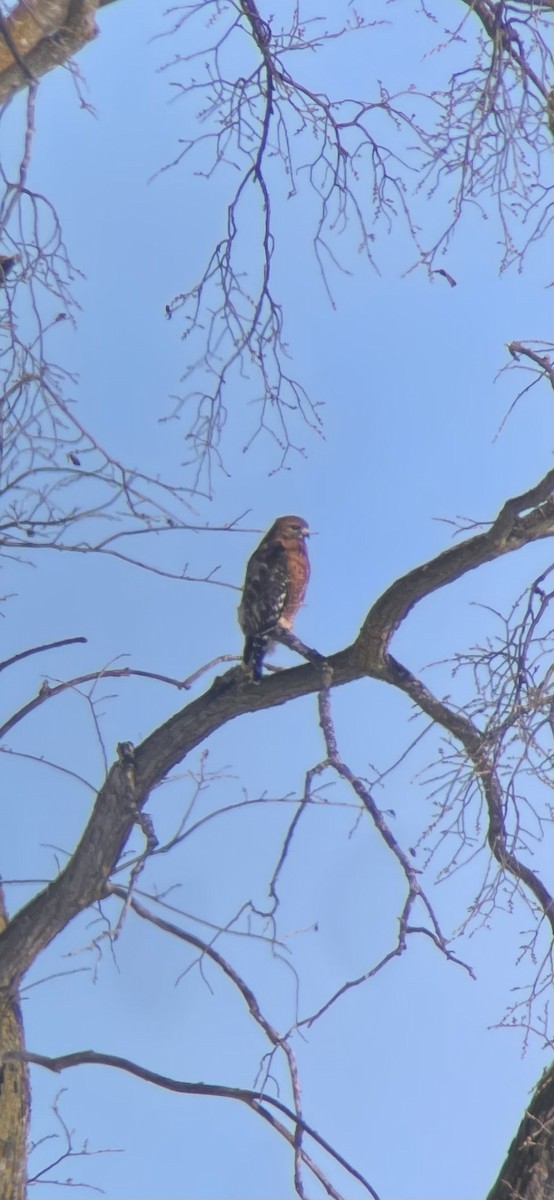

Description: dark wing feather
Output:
[239,542,289,680]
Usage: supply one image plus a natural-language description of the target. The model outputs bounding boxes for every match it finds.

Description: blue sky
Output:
[2,3,552,1198]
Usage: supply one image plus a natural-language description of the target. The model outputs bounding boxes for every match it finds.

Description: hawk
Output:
[238,515,310,681]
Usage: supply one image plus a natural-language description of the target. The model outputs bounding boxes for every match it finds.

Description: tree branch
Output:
[4,1048,380,1200]
[486,1059,554,1200]
[0,470,552,988]
[381,655,554,931]
[0,635,87,675]
[0,887,28,1200]
[0,0,124,104]
[356,468,554,668]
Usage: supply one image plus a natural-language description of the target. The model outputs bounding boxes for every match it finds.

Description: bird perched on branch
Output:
[238,515,310,682]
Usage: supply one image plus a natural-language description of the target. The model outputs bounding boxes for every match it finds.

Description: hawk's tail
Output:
[243,634,269,682]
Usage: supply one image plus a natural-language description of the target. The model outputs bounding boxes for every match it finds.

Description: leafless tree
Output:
[0,3,552,1198]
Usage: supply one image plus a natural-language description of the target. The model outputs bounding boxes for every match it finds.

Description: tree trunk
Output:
[0,886,29,1200]
[486,1060,554,1200]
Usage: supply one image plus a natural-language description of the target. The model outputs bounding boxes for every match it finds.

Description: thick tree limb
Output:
[486,1060,554,1200]
[0,0,120,104]
[0,887,28,1200]
[356,468,554,669]
[0,469,552,991]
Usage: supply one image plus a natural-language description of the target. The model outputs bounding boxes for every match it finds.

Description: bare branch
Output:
[381,655,554,932]
[357,467,554,668]
[1,470,551,991]
[0,635,86,674]
[6,1048,380,1200]
[154,3,554,472]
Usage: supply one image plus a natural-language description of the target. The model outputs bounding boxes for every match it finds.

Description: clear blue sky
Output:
[2,3,552,1198]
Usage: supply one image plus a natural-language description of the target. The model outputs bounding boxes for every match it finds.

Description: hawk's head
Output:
[270,516,309,541]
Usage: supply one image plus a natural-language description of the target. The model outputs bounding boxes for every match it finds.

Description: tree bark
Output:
[486,1061,554,1200]
[0,0,119,104]
[0,886,29,1200]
